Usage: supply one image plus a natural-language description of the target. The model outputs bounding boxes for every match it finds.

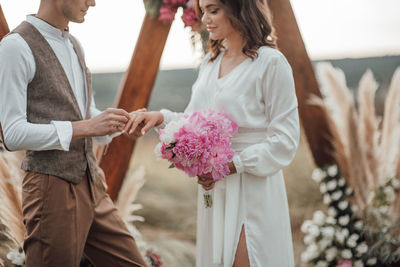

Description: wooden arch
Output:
[0,1,334,201]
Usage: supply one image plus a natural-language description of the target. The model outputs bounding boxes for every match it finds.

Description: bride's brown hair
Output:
[195,0,277,62]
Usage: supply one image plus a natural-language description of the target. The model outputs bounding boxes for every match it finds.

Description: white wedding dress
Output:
[160,46,299,267]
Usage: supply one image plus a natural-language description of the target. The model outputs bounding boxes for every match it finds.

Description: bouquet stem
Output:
[203,190,213,208]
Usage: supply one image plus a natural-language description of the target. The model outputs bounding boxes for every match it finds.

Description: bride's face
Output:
[199,0,236,41]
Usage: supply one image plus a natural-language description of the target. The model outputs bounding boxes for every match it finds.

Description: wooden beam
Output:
[0,4,10,40]
[268,0,335,167]
[97,14,171,201]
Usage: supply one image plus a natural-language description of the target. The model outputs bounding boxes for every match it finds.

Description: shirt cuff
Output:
[93,131,122,145]
[51,121,72,151]
[232,154,244,174]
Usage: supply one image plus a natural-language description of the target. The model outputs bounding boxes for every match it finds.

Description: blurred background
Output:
[1,0,400,265]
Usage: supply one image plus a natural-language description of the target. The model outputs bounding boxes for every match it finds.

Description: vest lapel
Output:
[69,35,93,120]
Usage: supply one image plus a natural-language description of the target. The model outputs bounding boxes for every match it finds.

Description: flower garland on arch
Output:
[143,0,199,28]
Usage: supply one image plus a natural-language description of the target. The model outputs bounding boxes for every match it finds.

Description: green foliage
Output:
[143,0,163,19]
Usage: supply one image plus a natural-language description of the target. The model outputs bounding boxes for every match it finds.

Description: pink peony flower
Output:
[186,0,195,9]
[158,5,177,24]
[336,260,352,267]
[163,0,187,7]
[157,110,238,181]
[181,8,198,27]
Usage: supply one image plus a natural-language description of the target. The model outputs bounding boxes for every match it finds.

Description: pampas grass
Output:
[116,166,146,224]
[313,63,400,216]
[0,150,25,245]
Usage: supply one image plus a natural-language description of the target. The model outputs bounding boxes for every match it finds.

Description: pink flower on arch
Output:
[163,0,187,7]
[158,5,177,24]
[182,8,198,27]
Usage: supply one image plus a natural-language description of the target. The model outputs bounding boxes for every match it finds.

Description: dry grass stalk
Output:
[315,63,369,210]
[357,70,380,189]
[116,166,146,224]
[0,152,24,244]
[380,68,400,179]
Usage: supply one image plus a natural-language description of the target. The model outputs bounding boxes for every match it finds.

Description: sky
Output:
[1,0,400,72]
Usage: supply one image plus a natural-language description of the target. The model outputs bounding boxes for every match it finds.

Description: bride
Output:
[126,0,299,266]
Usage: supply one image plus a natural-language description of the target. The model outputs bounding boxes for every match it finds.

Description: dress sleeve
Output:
[232,53,300,177]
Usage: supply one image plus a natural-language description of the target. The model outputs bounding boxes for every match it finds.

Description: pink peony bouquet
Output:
[155,110,238,207]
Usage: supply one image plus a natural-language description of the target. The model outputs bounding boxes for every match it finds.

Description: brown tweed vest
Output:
[11,21,98,183]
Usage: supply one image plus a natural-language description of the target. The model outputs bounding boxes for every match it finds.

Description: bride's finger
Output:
[123,113,137,133]
[129,113,145,135]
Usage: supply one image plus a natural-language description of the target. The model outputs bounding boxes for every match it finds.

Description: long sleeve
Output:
[0,34,71,151]
[90,99,114,145]
[232,54,300,177]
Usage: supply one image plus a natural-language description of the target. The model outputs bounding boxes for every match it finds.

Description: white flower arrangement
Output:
[302,165,400,266]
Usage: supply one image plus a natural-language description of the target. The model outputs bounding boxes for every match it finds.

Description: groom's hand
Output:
[72,108,130,140]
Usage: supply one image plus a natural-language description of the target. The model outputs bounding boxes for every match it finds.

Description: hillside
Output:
[92,56,400,114]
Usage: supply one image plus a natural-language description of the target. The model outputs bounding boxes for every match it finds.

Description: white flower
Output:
[335,231,345,244]
[328,165,338,177]
[379,205,389,214]
[341,228,349,238]
[309,225,320,237]
[384,186,395,202]
[338,177,346,186]
[345,187,353,195]
[304,234,315,245]
[327,207,337,217]
[338,215,350,226]
[312,168,327,183]
[319,238,332,250]
[326,216,337,224]
[356,242,368,254]
[354,220,363,230]
[341,249,352,259]
[338,200,349,210]
[331,190,343,201]
[301,220,313,233]
[346,238,357,248]
[367,258,377,265]
[392,178,400,189]
[354,260,364,267]
[301,243,319,262]
[320,183,327,194]
[321,227,335,239]
[323,194,332,204]
[7,249,25,266]
[316,260,328,267]
[313,210,326,226]
[326,180,337,191]
[349,233,359,241]
[325,247,337,261]
[161,117,187,144]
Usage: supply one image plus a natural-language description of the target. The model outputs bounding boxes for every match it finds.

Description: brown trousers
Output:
[22,171,148,267]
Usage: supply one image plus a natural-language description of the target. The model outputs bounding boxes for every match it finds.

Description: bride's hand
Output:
[124,110,164,138]
[197,173,215,191]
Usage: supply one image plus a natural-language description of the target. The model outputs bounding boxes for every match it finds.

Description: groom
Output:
[0,0,147,266]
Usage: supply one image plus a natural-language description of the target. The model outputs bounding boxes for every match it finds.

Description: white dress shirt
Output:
[0,15,111,151]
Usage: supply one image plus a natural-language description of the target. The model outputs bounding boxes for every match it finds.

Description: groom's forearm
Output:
[71,120,93,141]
